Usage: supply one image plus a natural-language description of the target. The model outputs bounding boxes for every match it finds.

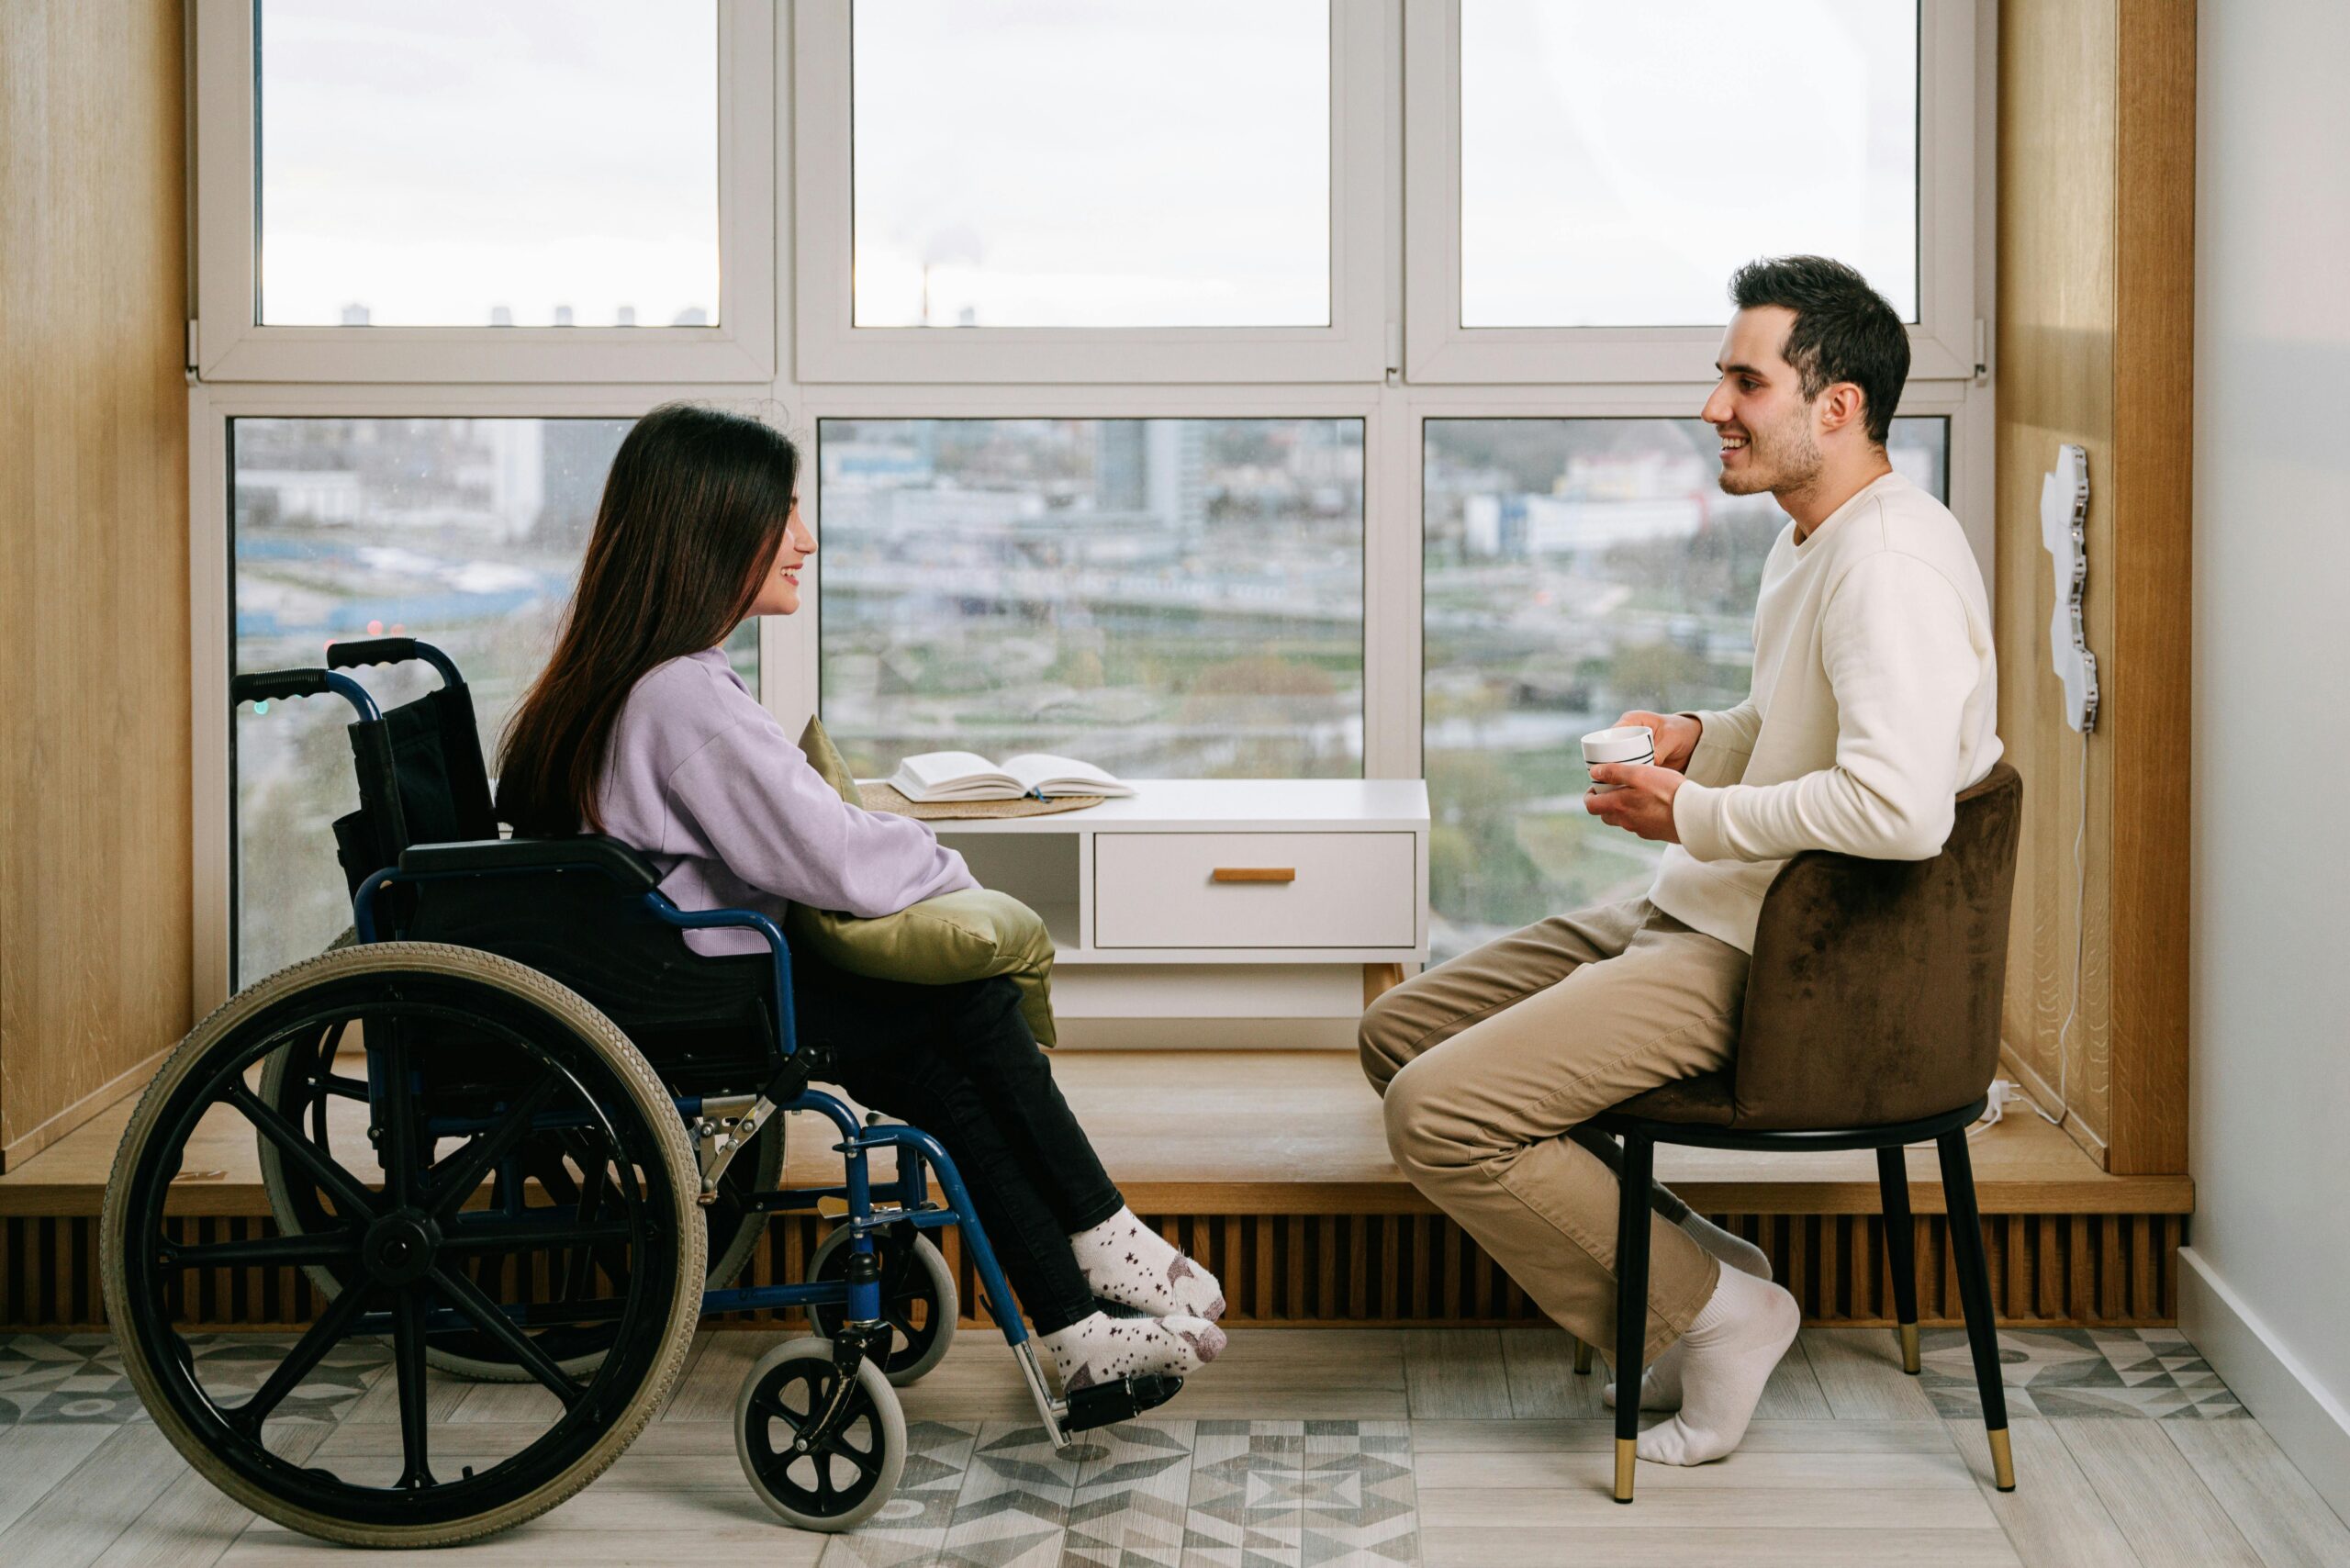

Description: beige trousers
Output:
[1361,898,1749,1357]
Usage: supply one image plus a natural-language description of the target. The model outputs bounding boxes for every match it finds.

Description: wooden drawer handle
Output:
[1211,867,1296,883]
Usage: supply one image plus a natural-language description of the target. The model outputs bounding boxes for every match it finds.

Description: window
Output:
[257,0,720,329]
[1422,416,1950,961]
[195,0,775,381]
[850,1,1329,329]
[1404,0,1976,381]
[190,3,1986,1009]
[1459,1,1918,328]
[818,418,1364,779]
[792,0,1388,381]
[228,417,755,980]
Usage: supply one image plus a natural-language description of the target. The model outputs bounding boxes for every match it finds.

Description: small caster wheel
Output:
[807,1224,958,1385]
[735,1337,906,1532]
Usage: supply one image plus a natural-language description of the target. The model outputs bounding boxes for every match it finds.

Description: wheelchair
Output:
[101,638,1180,1547]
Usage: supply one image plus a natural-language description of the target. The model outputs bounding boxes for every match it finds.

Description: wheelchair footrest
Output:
[1063,1373,1184,1433]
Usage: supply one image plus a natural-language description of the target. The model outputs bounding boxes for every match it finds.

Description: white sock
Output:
[1634,1266,1801,1467]
[1069,1207,1226,1321]
[1606,1215,1774,1410]
[1040,1311,1225,1392]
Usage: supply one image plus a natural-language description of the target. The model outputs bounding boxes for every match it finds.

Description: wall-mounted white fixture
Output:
[2040,443,2099,732]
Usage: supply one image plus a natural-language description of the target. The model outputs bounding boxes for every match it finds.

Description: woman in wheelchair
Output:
[495,402,1226,1392]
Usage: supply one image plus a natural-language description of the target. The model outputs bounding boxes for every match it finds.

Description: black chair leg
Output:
[1612,1131,1654,1503]
[1937,1129,2015,1491]
[1875,1146,1921,1373]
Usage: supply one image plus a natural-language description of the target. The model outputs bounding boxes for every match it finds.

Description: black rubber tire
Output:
[102,942,705,1548]
[805,1225,958,1386]
[733,1337,906,1532]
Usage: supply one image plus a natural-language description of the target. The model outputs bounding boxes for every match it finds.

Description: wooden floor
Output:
[0,1050,2191,1218]
[0,1325,2342,1567]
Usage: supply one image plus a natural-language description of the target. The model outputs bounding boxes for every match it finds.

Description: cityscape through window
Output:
[818,419,1365,779]
[1423,416,1949,960]
[229,417,756,981]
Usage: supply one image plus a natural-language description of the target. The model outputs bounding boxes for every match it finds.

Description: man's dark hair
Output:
[1729,256,1909,445]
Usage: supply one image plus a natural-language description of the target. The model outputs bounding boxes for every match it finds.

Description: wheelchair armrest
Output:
[397,834,662,893]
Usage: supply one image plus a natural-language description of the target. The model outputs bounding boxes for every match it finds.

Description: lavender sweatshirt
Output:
[591,647,977,955]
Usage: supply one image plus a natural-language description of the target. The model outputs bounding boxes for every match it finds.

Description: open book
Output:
[886,751,1134,803]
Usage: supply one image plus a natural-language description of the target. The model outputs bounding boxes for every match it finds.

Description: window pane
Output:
[850,2,1330,328]
[1422,417,1947,961]
[1460,2,1918,327]
[230,418,756,981]
[820,419,1362,778]
[257,1,720,327]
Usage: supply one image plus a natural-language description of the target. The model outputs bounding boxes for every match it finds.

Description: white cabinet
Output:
[912,779,1430,1049]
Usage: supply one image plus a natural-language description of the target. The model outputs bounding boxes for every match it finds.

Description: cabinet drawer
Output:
[1092,832,1417,949]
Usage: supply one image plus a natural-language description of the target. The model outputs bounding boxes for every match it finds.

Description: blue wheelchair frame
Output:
[301,646,1095,1443]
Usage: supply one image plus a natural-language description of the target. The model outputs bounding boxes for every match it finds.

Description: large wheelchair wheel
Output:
[258,1035,780,1384]
[805,1223,957,1385]
[103,943,705,1548]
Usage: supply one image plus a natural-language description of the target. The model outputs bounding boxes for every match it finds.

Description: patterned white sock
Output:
[1606,1215,1774,1410]
[1040,1311,1225,1392]
[1069,1207,1226,1321]
[1635,1267,1801,1466]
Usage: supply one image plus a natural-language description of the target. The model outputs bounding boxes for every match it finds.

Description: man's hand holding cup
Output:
[1582,711,1702,844]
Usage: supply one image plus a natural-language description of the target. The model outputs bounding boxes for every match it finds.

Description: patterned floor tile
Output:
[1918,1327,2248,1419]
[0,1331,383,1425]
[1183,1418,1304,1568]
[933,1420,1081,1567]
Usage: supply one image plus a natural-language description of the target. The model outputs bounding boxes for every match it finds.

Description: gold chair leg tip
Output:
[1988,1427,2016,1491]
[1899,1322,1921,1375]
[1614,1437,1637,1502]
[1573,1340,1595,1375]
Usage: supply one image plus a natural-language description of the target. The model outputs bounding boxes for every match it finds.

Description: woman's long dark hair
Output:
[497,403,800,835]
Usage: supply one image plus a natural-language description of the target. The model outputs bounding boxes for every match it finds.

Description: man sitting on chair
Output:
[1362,256,2000,1468]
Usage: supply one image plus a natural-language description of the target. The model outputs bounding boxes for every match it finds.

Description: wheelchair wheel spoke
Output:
[227,1278,375,1433]
[438,1215,634,1254]
[165,1231,362,1271]
[390,1286,436,1490]
[375,1037,425,1206]
[423,1079,561,1217]
[227,1084,380,1223]
[429,1265,583,1410]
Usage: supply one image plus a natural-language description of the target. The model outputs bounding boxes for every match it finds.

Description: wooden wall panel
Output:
[0,1,193,1170]
[1993,0,2195,1174]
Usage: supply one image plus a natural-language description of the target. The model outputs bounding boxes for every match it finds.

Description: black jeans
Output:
[786,953,1123,1333]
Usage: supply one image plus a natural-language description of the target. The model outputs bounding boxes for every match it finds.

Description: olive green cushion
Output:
[789,719,1058,1047]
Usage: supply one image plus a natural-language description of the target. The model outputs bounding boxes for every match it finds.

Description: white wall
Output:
[2187,0,2350,1517]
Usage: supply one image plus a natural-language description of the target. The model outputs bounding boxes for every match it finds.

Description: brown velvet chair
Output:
[1591,760,2024,1504]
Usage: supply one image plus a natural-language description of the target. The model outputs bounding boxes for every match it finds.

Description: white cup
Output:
[1582,724,1656,790]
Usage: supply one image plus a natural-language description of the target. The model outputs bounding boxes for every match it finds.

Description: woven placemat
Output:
[857,782,1106,821]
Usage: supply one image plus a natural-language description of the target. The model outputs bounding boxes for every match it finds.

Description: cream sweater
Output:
[1651,469,2000,953]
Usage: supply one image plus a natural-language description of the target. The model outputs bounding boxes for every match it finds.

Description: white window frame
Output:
[789,0,1394,384]
[184,0,1995,1017]
[189,0,778,384]
[1403,0,1979,385]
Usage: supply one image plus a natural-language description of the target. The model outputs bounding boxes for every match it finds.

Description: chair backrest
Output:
[329,685,498,896]
[1729,761,2023,1130]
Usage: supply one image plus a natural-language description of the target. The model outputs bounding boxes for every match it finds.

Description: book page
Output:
[1001,753,1123,792]
[893,751,1006,793]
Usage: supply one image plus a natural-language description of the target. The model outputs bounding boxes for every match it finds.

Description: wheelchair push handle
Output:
[230,667,382,722]
[327,636,463,689]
